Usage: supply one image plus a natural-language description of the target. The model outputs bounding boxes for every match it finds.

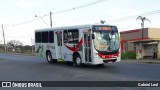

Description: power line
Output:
[128,1,160,14]
[102,0,160,23]
[4,0,160,27]
[4,0,107,28]
[108,9,160,23]
[3,0,160,28]
[52,0,107,14]
[5,18,39,27]
[114,0,160,11]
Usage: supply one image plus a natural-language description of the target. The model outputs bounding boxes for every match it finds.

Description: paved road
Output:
[0,53,160,90]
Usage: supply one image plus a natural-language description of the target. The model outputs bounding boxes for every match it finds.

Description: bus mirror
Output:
[92,34,95,39]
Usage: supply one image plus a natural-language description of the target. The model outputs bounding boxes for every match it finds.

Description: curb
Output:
[122,59,160,64]
[0,52,35,56]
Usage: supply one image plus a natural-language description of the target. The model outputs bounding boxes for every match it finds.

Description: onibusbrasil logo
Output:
[2,82,42,87]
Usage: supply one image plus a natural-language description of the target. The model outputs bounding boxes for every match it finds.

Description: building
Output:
[120,28,160,59]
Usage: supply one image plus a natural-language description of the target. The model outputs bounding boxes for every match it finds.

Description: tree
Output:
[23,45,31,52]
[7,40,23,52]
[100,20,106,24]
[136,16,151,39]
[136,16,151,59]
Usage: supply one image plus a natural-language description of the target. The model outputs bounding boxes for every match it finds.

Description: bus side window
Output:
[42,31,48,43]
[68,29,79,44]
[35,32,41,43]
[63,30,68,43]
[49,31,54,43]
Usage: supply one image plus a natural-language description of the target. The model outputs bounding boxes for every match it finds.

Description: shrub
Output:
[121,52,127,59]
[126,51,136,59]
[121,51,136,59]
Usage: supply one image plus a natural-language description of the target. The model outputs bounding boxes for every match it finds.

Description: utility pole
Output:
[2,24,6,52]
[50,12,52,28]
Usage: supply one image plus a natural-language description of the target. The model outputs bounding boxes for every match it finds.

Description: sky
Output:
[0,0,160,45]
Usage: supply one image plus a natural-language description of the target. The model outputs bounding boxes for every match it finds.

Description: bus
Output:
[35,24,120,66]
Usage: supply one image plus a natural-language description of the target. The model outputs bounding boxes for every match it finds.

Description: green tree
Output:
[100,20,106,24]
[136,16,151,32]
[136,16,151,39]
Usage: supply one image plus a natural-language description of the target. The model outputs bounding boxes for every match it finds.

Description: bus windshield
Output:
[93,26,119,54]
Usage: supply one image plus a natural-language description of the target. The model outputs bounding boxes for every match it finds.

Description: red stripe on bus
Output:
[64,38,83,52]
[98,52,119,59]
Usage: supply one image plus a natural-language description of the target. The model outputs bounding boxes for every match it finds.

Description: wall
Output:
[148,28,160,39]
[120,28,148,52]
[143,44,156,56]
[120,28,148,41]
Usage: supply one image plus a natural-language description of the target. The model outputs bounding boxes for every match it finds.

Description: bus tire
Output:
[73,54,82,67]
[46,52,57,63]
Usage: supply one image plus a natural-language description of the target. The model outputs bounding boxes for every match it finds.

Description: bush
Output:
[121,51,136,59]
[126,51,136,59]
[121,52,127,59]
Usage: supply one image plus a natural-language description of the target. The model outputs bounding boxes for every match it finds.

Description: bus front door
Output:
[83,33,91,63]
[56,31,62,59]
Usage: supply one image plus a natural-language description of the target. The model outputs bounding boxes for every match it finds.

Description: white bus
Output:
[35,24,120,66]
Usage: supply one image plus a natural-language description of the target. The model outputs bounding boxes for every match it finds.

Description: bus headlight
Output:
[95,53,99,58]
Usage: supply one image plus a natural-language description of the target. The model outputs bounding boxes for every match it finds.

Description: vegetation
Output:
[100,20,106,24]
[121,51,136,60]
[0,40,35,54]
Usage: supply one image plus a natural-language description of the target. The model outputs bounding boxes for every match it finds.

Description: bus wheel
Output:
[73,54,82,67]
[46,52,57,63]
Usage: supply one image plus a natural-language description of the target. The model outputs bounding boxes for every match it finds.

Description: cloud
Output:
[16,0,42,8]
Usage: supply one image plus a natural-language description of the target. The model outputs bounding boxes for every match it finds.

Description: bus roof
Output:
[35,24,116,32]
